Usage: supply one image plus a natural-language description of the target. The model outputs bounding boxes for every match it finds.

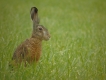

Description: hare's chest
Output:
[26,43,42,62]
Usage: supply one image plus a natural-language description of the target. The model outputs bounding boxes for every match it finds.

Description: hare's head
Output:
[30,7,50,41]
[33,25,50,41]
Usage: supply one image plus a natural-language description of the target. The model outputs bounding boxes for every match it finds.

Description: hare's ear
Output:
[30,7,39,24]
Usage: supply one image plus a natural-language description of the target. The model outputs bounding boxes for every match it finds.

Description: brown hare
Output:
[12,7,50,65]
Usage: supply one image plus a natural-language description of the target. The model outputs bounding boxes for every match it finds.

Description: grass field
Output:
[0,0,106,80]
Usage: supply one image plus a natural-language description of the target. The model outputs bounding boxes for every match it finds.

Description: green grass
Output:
[0,0,106,80]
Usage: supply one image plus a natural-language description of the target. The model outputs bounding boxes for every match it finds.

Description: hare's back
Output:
[12,39,29,61]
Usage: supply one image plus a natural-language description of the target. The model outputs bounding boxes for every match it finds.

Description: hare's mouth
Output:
[44,37,50,41]
[43,34,50,41]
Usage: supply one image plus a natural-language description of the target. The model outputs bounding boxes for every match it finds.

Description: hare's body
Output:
[12,38,42,63]
[12,7,50,65]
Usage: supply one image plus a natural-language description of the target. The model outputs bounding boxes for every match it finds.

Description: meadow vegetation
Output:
[0,0,106,80]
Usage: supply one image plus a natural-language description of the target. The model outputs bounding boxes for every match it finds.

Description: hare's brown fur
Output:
[12,7,50,65]
[12,38,42,63]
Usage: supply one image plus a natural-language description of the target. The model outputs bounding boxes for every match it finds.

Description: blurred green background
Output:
[0,0,106,80]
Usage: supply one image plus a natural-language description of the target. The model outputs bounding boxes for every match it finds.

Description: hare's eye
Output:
[38,28,42,31]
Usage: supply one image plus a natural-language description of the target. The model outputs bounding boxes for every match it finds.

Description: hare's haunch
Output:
[12,7,50,65]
